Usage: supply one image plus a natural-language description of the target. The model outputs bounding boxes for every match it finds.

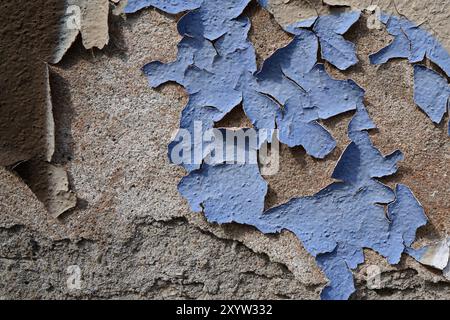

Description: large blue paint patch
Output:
[179,130,427,300]
[125,1,450,299]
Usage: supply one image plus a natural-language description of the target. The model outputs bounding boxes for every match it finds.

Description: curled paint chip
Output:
[1,62,77,218]
[79,0,110,50]
[144,9,367,162]
[55,0,113,63]
[14,160,77,218]
[407,238,450,271]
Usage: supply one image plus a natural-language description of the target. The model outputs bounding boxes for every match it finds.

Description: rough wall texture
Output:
[0,0,449,299]
[0,0,63,166]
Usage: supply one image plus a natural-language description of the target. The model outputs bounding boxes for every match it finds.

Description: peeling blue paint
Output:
[178,0,252,41]
[414,65,450,124]
[370,13,450,77]
[406,246,430,263]
[145,7,367,161]
[124,0,203,14]
[179,130,427,300]
[370,13,450,135]
[316,248,356,300]
[179,162,268,225]
[167,96,224,172]
[128,1,433,300]
[285,64,365,120]
[284,17,318,31]
[257,0,268,8]
[145,18,253,113]
[144,16,258,171]
[387,185,429,260]
[369,14,411,65]
[349,103,377,133]
[255,31,366,157]
[406,238,450,271]
[285,11,361,70]
[238,72,279,139]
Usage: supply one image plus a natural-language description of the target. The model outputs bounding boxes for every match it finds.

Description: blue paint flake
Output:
[179,163,268,225]
[124,0,203,14]
[370,14,450,77]
[178,0,252,41]
[257,0,268,8]
[316,248,357,300]
[369,14,411,65]
[414,65,450,124]
[255,30,368,157]
[349,103,377,133]
[127,1,433,300]
[238,72,279,136]
[406,237,450,271]
[284,17,318,32]
[386,185,428,261]
[286,11,361,70]
[167,96,224,172]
